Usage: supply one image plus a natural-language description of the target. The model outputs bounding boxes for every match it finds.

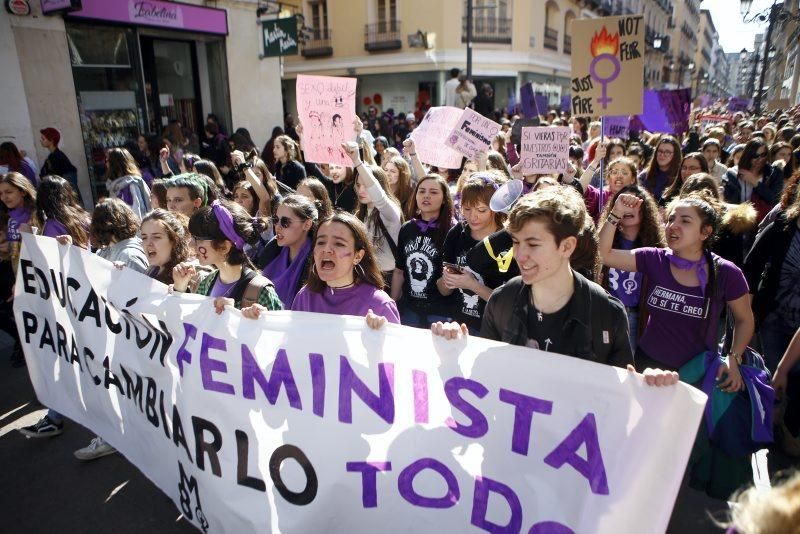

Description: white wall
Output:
[223,2,284,149]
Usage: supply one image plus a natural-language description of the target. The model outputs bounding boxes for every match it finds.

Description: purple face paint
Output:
[199,332,234,395]
[498,389,553,456]
[175,322,198,376]
[346,461,392,508]
[470,476,522,532]
[397,458,459,508]
[412,369,429,424]
[241,346,302,409]
[338,356,395,424]
[543,413,609,495]
[444,377,489,438]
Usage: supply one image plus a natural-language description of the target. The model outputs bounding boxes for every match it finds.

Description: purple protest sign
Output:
[560,95,571,113]
[520,83,536,119]
[410,107,464,169]
[602,116,629,139]
[634,89,691,135]
[445,107,501,159]
[727,97,751,112]
[296,75,358,167]
[507,92,518,116]
[66,0,228,34]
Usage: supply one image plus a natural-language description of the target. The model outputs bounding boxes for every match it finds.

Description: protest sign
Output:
[697,114,732,133]
[511,118,541,149]
[296,75,357,167]
[766,98,790,111]
[445,108,501,159]
[520,83,536,119]
[727,97,751,112]
[410,107,464,169]
[519,127,571,174]
[633,89,691,135]
[570,15,645,117]
[534,93,549,116]
[560,94,572,113]
[16,235,707,534]
[602,116,629,139]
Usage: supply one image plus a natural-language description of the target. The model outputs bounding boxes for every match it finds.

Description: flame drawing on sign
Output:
[589,27,621,110]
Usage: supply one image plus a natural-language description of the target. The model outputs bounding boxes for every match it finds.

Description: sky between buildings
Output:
[700,0,772,53]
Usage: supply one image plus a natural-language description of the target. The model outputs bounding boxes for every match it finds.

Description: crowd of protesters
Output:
[2,89,800,527]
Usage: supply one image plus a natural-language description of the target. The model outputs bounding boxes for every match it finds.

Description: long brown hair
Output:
[36,175,90,248]
[0,172,37,230]
[141,209,190,284]
[411,174,455,247]
[385,156,415,220]
[298,177,333,221]
[105,147,141,181]
[643,135,681,194]
[305,212,385,293]
[662,152,709,200]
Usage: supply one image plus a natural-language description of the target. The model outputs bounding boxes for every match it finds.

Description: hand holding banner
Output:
[570,15,645,117]
[519,127,571,174]
[410,107,464,169]
[296,75,357,166]
[445,108,501,159]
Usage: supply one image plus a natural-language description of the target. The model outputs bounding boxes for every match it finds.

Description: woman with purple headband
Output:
[173,199,282,313]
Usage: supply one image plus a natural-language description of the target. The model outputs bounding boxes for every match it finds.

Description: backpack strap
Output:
[375,216,398,259]
[238,269,275,309]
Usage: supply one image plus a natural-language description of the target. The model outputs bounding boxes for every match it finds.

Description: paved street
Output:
[2,331,794,534]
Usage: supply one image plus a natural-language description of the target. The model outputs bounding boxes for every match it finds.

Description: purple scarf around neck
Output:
[414,217,439,232]
[666,249,708,295]
[262,238,311,307]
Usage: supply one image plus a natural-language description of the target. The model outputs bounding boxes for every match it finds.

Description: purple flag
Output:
[634,89,691,135]
[520,83,535,119]
[534,93,549,116]
[728,97,751,112]
[560,94,571,113]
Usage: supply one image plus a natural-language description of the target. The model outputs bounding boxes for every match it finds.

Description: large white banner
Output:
[15,235,706,533]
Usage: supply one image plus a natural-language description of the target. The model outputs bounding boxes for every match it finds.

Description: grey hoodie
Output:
[96,237,148,274]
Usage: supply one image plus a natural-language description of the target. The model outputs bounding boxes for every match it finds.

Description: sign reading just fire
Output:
[570,15,645,117]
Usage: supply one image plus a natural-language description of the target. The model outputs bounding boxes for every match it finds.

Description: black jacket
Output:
[480,272,634,369]
[743,213,798,325]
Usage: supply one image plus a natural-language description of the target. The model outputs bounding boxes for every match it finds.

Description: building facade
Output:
[663,0,699,89]
[1,0,284,205]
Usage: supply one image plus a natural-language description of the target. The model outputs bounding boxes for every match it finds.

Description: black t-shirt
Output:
[396,220,450,313]
[465,229,520,290]
[442,224,483,330]
[276,160,307,191]
[525,300,571,354]
[319,174,358,213]
[40,148,77,177]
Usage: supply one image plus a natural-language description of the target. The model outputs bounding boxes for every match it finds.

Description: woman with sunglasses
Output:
[173,199,282,313]
[254,194,318,308]
[243,212,399,324]
[722,138,784,223]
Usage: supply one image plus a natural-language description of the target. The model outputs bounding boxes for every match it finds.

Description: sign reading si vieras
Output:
[262,16,298,57]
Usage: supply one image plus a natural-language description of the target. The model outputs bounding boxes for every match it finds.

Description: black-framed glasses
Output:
[271,215,300,229]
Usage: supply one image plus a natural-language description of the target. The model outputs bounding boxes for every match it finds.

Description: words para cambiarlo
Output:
[14,235,706,533]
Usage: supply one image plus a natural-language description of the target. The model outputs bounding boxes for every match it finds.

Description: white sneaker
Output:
[74,436,117,461]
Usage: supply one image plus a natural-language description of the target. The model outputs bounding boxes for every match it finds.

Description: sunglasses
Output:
[271,215,301,228]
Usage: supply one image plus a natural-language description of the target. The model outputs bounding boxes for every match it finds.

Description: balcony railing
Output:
[461,17,512,44]
[544,26,558,51]
[563,34,571,55]
[364,20,402,51]
[301,28,333,58]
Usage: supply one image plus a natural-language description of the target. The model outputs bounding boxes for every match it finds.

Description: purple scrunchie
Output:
[211,200,246,250]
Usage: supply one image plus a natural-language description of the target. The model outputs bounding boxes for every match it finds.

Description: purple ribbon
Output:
[666,249,708,295]
[414,217,439,232]
[211,200,246,250]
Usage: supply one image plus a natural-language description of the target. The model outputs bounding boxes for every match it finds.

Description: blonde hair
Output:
[723,472,800,534]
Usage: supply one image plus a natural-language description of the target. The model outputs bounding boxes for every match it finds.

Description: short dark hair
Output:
[188,199,257,267]
[449,68,460,78]
[165,173,208,204]
[91,198,140,247]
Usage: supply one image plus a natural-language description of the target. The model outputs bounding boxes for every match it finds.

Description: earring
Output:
[355,263,365,278]
[311,262,318,275]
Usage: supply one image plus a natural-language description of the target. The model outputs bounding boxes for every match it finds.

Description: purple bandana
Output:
[211,200,246,250]
[414,217,439,232]
[666,249,708,295]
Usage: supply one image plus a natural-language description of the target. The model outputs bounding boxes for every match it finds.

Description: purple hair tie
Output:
[471,172,500,190]
[211,200,246,250]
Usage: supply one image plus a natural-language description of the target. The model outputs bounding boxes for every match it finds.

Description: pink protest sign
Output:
[296,75,357,167]
[519,127,571,174]
[445,108,501,159]
[410,107,464,169]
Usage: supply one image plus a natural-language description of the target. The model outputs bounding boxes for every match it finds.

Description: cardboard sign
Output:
[766,98,790,111]
[410,106,464,169]
[296,75,358,166]
[602,116,629,139]
[15,234,707,534]
[445,107,501,159]
[570,15,645,117]
[519,126,571,174]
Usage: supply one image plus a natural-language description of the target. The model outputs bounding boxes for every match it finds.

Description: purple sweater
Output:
[291,283,400,324]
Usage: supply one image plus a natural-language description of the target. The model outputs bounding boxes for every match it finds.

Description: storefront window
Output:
[67,24,145,200]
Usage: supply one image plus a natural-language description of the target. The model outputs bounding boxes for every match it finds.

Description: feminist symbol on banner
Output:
[589,27,621,110]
